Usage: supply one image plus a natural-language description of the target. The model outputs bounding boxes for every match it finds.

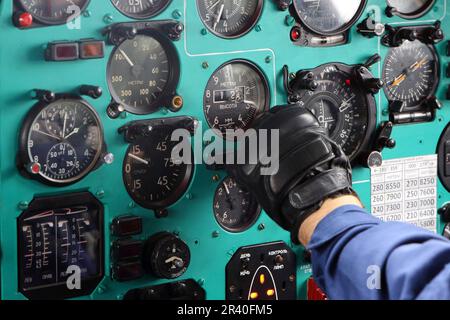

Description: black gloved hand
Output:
[226,105,353,244]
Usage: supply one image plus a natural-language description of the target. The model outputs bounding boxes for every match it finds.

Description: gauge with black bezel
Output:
[120,117,196,211]
[106,22,182,115]
[196,0,264,39]
[386,0,436,19]
[203,60,270,137]
[18,95,105,186]
[383,40,439,112]
[213,176,261,233]
[15,0,91,25]
[111,0,172,19]
[17,192,104,300]
[286,61,379,162]
[289,0,367,47]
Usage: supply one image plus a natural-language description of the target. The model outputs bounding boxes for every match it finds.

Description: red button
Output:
[18,12,33,28]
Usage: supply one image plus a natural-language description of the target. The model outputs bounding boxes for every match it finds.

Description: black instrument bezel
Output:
[386,0,436,19]
[213,176,262,233]
[17,192,104,300]
[382,42,440,112]
[107,29,181,115]
[16,0,91,26]
[17,94,105,187]
[111,0,172,19]
[292,0,367,36]
[203,59,271,137]
[293,62,378,163]
[196,0,264,39]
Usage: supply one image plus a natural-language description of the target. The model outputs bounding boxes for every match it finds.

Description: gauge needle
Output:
[389,73,407,88]
[128,153,149,165]
[214,4,225,30]
[223,182,230,195]
[64,128,80,140]
[119,49,134,67]
[62,112,68,139]
[33,129,61,141]
[165,256,183,264]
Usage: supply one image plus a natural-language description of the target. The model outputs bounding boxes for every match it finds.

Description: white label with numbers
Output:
[370,155,437,233]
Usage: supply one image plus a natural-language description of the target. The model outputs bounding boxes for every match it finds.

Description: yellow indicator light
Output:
[250,292,259,300]
[259,274,265,284]
[267,289,275,297]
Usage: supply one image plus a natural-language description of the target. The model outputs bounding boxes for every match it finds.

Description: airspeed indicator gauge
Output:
[17,0,91,25]
[107,32,181,115]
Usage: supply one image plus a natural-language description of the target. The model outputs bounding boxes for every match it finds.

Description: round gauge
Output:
[383,40,439,111]
[122,128,193,210]
[297,64,376,161]
[196,0,264,39]
[213,176,261,233]
[293,0,366,36]
[386,0,435,19]
[18,0,91,25]
[19,97,104,186]
[143,232,190,279]
[203,60,269,137]
[111,0,172,19]
[107,33,180,115]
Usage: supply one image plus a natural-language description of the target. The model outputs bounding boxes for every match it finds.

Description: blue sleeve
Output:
[308,205,450,300]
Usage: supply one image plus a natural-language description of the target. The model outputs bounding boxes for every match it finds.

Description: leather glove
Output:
[226,105,353,244]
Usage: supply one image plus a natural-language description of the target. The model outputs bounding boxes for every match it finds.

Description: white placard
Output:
[370,155,438,233]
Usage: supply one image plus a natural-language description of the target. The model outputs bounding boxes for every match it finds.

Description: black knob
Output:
[106,102,124,119]
[357,18,385,38]
[31,89,55,103]
[142,232,191,279]
[79,85,102,99]
[439,205,450,223]
[292,71,318,91]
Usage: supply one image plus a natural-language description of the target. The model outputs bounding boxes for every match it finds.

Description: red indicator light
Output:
[80,41,105,59]
[18,12,33,28]
[291,27,301,41]
[56,45,78,60]
[345,79,352,86]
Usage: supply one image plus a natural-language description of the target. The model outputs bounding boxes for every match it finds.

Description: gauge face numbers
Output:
[213,176,261,232]
[299,66,372,160]
[111,0,172,19]
[18,0,90,25]
[17,194,103,299]
[25,99,103,185]
[387,0,435,18]
[108,34,175,115]
[293,0,365,35]
[196,0,264,38]
[123,130,193,209]
[383,40,439,111]
[144,233,191,279]
[203,61,269,136]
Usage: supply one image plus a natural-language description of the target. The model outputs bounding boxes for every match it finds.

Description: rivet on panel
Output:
[96,189,105,199]
[255,25,262,32]
[285,15,295,26]
[18,201,29,211]
[201,28,208,35]
[198,279,205,286]
[83,10,91,18]
[103,14,114,24]
[185,193,193,200]
[258,223,266,231]
[202,61,209,69]
[212,231,220,238]
[212,174,220,182]
[265,56,272,63]
[172,9,182,19]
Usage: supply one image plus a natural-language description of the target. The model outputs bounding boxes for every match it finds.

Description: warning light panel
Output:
[79,40,105,59]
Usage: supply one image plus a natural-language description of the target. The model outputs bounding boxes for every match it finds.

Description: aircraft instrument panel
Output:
[1,0,450,300]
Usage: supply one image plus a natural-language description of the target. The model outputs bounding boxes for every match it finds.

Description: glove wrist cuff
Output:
[282,168,352,244]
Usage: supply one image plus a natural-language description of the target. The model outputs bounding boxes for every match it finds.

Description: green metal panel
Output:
[0,0,448,300]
